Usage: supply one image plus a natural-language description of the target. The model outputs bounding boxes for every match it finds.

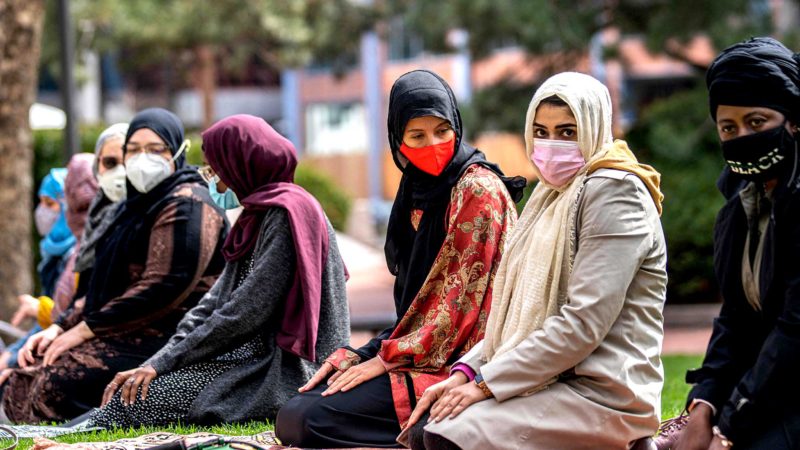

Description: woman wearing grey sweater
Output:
[91,114,349,426]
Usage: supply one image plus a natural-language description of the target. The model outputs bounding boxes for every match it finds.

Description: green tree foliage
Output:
[626,86,726,301]
[33,126,106,185]
[47,0,375,127]
[390,0,774,59]
[78,0,373,67]
[294,165,352,231]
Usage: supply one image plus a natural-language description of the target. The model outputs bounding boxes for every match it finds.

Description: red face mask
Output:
[399,139,456,176]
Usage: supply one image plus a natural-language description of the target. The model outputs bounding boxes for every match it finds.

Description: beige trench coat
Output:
[424,169,667,450]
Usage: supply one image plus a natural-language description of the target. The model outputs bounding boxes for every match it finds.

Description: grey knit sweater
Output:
[146,207,350,424]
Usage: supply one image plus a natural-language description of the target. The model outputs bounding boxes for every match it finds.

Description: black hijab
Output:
[385,70,525,317]
[707,37,800,122]
[84,108,204,315]
[708,37,800,191]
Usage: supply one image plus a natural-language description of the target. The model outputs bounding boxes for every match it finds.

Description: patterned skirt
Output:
[90,338,266,428]
[1,335,164,424]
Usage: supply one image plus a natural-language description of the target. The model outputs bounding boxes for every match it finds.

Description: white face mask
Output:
[35,203,60,236]
[125,140,189,194]
[97,165,127,202]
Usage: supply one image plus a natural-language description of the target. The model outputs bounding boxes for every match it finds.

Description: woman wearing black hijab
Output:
[672,37,800,450]
[276,70,524,448]
[2,108,228,424]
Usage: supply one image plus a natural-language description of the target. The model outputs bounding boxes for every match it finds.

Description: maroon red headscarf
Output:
[201,114,330,361]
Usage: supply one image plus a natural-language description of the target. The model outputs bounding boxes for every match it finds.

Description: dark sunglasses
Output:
[100,156,121,170]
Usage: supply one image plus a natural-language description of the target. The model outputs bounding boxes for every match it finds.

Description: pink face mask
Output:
[531,139,586,187]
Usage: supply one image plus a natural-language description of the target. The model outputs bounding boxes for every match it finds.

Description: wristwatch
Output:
[474,373,494,399]
[712,426,734,448]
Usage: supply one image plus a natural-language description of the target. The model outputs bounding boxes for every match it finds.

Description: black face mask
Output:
[721,124,795,182]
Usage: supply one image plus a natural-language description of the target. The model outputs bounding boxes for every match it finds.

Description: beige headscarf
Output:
[482,72,616,361]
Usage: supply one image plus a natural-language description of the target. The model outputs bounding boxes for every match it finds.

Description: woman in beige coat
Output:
[403,72,668,450]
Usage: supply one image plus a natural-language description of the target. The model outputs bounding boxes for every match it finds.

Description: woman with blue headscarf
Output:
[2,125,129,375]
[35,169,76,296]
[1,108,228,424]
[0,169,77,371]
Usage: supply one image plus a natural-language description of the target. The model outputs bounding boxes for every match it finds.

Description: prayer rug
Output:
[28,431,387,450]
[31,432,285,450]
[0,423,102,440]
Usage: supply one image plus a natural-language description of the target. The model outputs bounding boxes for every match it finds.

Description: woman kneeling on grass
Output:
[90,114,350,427]
[275,69,524,448]
[404,72,667,450]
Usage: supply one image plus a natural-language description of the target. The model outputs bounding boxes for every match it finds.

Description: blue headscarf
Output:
[38,168,76,258]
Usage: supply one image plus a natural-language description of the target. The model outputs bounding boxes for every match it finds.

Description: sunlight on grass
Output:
[8,355,703,449]
[662,354,704,419]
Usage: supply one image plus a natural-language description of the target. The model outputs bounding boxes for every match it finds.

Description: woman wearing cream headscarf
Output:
[404,72,667,450]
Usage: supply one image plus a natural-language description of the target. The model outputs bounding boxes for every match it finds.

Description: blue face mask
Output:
[208,177,241,210]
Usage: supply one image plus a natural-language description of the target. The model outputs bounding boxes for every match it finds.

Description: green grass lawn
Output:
[3,355,703,450]
[661,354,703,419]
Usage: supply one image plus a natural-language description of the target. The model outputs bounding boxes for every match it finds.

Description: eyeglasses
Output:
[197,165,218,183]
[100,156,121,170]
[123,143,171,155]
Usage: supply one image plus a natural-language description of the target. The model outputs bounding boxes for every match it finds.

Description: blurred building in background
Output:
[33,25,716,243]
[285,30,715,236]
[14,0,798,306]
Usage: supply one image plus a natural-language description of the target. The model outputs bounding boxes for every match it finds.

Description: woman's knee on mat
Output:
[275,392,328,446]
[423,430,461,450]
[407,415,427,450]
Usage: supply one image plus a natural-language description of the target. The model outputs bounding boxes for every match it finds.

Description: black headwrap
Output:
[125,108,186,162]
[707,37,800,121]
[384,70,525,320]
[84,108,206,315]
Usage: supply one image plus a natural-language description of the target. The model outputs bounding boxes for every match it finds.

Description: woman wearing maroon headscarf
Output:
[90,114,350,427]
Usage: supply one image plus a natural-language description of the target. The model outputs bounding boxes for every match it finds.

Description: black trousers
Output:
[275,374,403,448]
[406,412,460,450]
[738,410,800,450]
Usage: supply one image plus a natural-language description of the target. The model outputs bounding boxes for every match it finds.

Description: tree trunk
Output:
[0,0,45,320]
[196,45,217,129]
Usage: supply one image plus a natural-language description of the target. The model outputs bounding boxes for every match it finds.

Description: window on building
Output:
[304,102,368,155]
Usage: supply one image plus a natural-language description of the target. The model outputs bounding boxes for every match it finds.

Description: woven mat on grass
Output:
[0,424,102,439]
[31,432,285,450]
[30,431,387,450]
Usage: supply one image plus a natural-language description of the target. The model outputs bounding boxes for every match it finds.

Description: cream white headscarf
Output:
[482,72,614,360]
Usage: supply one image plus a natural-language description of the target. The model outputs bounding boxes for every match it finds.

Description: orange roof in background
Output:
[473,132,537,181]
[383,54,457,92]
[296,34,717,103]
[471,48,590,89]
[618,35,716,79]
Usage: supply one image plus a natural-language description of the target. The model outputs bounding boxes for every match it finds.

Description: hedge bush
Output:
[294,164,352,231]
[32,126,105,187]
[625,86,726,302]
